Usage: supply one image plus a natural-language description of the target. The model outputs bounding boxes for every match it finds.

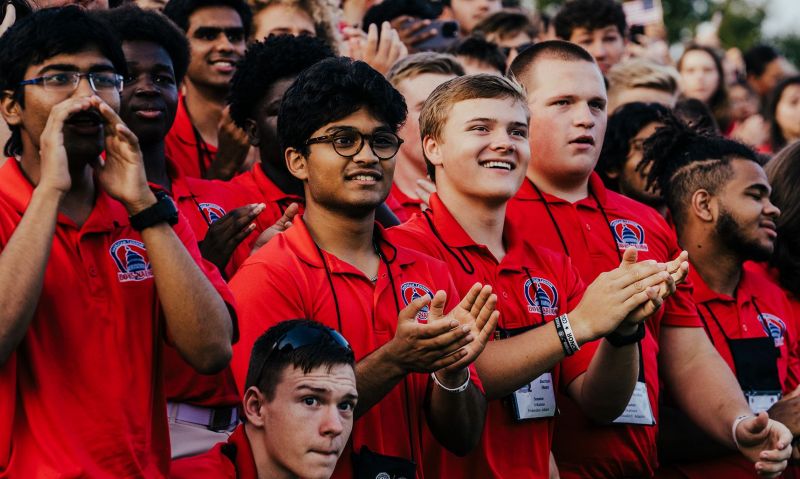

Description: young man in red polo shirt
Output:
[0,7,235,477]
[385,52,465,222]
[172,319,358,479]
[163,0,254,179]
[229,57,498,479]
[105,6,256,458]
[388,72,683,478]
[640,119,800,477]
[507,40,792,478]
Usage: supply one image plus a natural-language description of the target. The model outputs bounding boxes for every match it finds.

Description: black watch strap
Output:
[605,322,646,347]
[130,191,179,231]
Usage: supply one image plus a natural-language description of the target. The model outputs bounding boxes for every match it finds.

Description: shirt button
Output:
[502,292,508,299]
[586,224,591,230]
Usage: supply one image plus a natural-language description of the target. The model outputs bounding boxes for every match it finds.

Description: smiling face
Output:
[712,159,780,262]
[184,6,245,91]
[522,58,607,187]
[120,41,179,146]
[424,97,530,205]
[286,108,397,218]
[248,363,357,479]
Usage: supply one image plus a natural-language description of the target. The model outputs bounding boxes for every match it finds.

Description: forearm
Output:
[140,222,233,374]
[0,187,61,363]
[354,344,407,418]
[426,368,486,455]
[571,338,639,423]
[661,326,750,449]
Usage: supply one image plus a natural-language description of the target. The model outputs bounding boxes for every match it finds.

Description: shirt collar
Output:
[253,166,303,204]
[689,264,758,305]
[224,425,258,478]
[172,95,200,148]
[515,171,608,208]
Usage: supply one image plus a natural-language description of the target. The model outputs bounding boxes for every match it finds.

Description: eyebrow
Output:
[324,125,391,133]
[746,183,771,195]
[38,63,115,75]
[126,62,174,73]
[295,385,359,400]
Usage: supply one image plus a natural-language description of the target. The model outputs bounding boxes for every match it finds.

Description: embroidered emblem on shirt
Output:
[110,239,154,282]
[198,202,226,224]
[759,313,786,348]
[610,219,649,251]
[401,282,435,322]
[524,277,559,316]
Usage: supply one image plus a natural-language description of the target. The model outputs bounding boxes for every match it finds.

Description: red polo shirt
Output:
[0,158,234,478]
[228,166,304,271]
[229,216,480,479]
[506,173,702,478]
[160,158,242,409]
[387,183,424,223]
[165,96,218,179]
[171,424,257,478]
[663,264,800,478]
[389,193,594,478]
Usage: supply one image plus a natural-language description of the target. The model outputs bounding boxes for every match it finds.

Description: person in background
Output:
[163,0,255,180]
[172,319,358,479]
[447,34,506,75]
[674,97,721,135]
[677,44,730,132]
[386,52,464,221]
[744,44,797,102]
[596,102,671,216]
[605,58,679,113]
[0,0,31,168]
[249,0,340,50]
[553,0,627,75]
[766,75,800,153]
[728,79,770,149]
[440,0,500,36]
[641,118,800,478]
[473,10,537,68]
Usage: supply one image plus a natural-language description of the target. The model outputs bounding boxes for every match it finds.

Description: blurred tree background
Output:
[534,0,800,66]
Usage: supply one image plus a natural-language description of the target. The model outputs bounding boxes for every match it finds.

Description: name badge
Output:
[512,372,557,420]
[613,381,655,425]
[746,390,781,413]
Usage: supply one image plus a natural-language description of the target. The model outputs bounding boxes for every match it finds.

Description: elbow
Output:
[189,340,233,375]
[584,402,627,425]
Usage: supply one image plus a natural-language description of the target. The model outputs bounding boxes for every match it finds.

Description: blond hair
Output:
[607,58,679,98]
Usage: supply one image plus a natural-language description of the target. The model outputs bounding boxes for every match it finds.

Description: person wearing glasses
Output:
[163,0,255,180]
[229,57,498,479]
[0,6,236,477]
[173,319,357,479]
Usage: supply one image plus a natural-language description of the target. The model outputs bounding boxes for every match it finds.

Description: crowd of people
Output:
[0,0,798,477]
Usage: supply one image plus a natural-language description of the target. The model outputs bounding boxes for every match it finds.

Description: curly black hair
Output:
[228,34,334,130]
[597,102,670,191]
[744,44,781,79]
[640,116,765,228]
[278,57,407,155]
[553,0,627,40]
[0,6,126,157]
[96,6,190,85]
[163,0,252,37]
[447,34,507,75]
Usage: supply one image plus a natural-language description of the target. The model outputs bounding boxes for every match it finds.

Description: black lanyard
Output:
[696,298,775,348]
[191,124,213,179]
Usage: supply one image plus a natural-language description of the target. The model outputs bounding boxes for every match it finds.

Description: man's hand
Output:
[569,247,668,341]
[208,106,251,180]
[94,98,155,215]
[768,386,800,461]
[347,21,408,75]
[436,283,498,372]
[735,411,792,477]
[250,202,300,255]
[390,16,438,52]
[199,203,264,271]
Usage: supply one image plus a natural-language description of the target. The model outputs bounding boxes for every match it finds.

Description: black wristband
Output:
[605,322,646,347]
[129,191,179,231]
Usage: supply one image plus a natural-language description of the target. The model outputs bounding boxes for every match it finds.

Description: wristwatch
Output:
[605,323,645,347]
[129,191,179,231]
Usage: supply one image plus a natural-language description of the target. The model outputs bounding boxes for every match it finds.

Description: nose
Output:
[573,102,596,129]
[490,129,516,152]
[74,75,96,98]
[135,76,160,96]
[352,138,380,164]
[764,199,781,219]
[589,39,607,60]
[319,406,345,437]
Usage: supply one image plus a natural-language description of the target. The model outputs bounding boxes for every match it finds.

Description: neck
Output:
[302,200,378,272]
[526,167,589,203]
[260,161,304,197]
[393,151,427,200]
[680,224,742,296]
[437,183,507,261]
[183,80,227,146]
[245,424,298,479]
[141,140,171,191]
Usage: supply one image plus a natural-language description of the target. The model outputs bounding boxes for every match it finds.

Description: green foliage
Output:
[771,34,800,69]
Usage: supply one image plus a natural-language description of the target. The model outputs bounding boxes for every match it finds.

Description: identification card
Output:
[746,390,781,414]
[612,381,655,425]
[512,372,557,420]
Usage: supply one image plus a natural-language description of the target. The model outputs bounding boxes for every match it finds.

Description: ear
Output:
[690,189,715,223]
[243,386,267,428]
[422,135,444,172]
[285,147,309,181]
[0,90,23,128]
[605,168,620,180]
[243,119,260,147]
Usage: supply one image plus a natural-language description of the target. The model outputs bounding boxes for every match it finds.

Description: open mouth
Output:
[209,59,236,72]
[569,136,595,146]
[66,109,103,127]
[479,160,514,171]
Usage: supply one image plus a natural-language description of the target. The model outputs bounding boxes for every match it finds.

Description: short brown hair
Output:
[509,39,595,87]
[473,10,539,43]
[420,74,528,178]
[387,52,465,86]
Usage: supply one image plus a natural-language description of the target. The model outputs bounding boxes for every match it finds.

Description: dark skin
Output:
[119,40,260,274]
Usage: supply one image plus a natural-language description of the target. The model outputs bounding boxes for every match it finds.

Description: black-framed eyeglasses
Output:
[501,42,535,57]
[252,323,352,386]
[18,72,124,94]
[305,130,404,160]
